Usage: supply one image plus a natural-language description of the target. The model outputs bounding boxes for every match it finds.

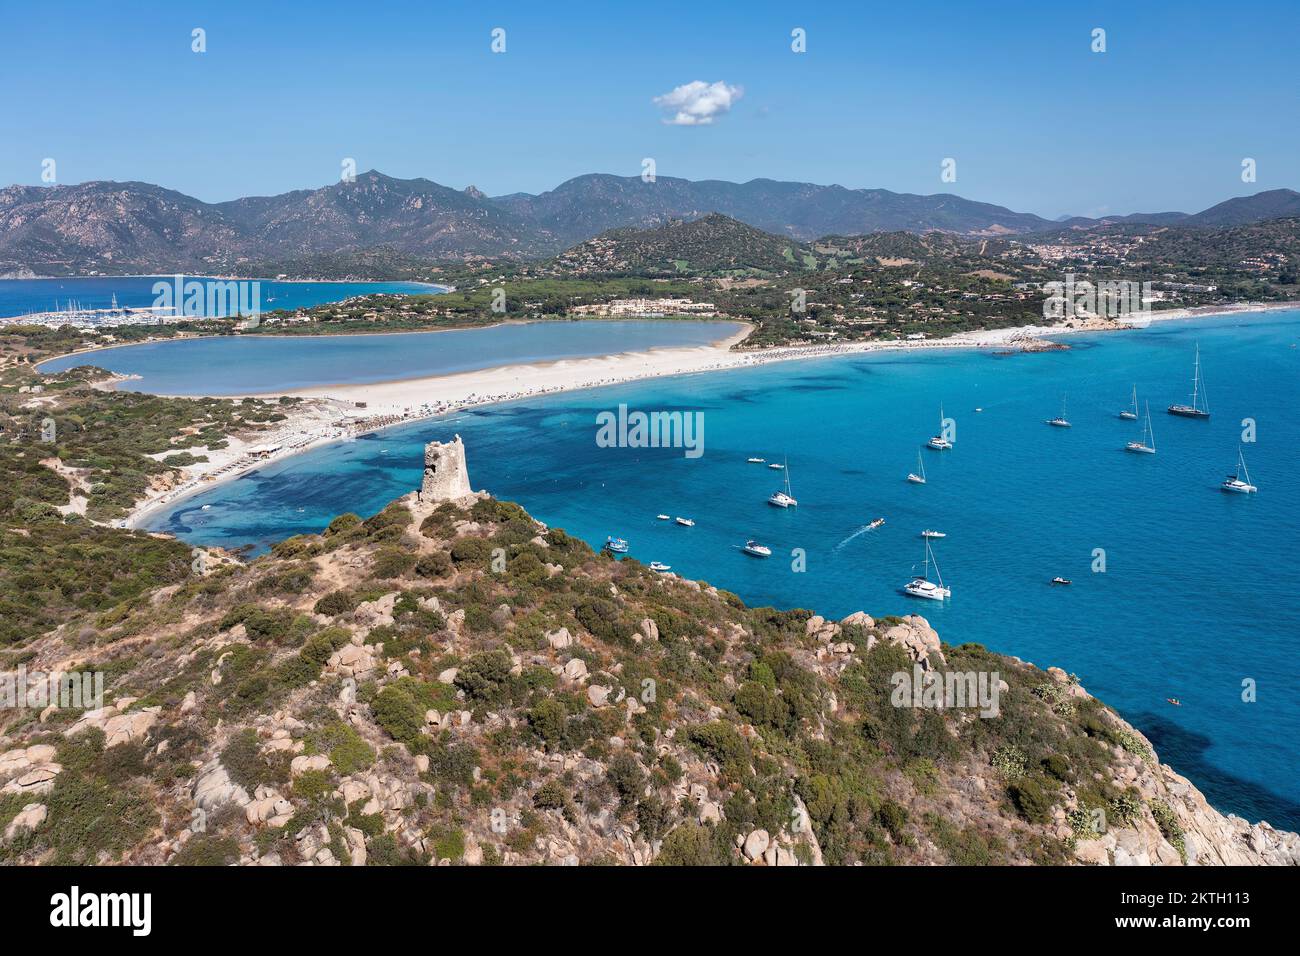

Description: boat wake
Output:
[833,523,879,551]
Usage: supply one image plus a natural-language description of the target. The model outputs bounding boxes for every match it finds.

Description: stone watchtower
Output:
[418,434,473,503]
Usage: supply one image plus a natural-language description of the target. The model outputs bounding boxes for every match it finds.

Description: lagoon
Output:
[37,319,747,395]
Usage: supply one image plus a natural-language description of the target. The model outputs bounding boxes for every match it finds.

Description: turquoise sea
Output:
[0,276,444,320]
[145,311,1300,829]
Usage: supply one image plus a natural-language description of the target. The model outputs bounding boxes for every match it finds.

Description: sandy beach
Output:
[118,300,1300,529]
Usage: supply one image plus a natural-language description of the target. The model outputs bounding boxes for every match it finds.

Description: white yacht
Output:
[649,562,672,573]
[1119,385,1139,420]
[1221,448,1258,493]
[675,516,695,527]
[768,462,785,470]
[903,538,950,601]
[767,458,797,507]
[747,457,766,463]
[927,405,952,450]
[1168,344,1211,419]
[1045,394,1071,427]
[742,540,773,558]
[1124,402,1156,454]
[907,450,927,484]
[921,529,946,539]
[868,517,885,530]
[656,514,670,520]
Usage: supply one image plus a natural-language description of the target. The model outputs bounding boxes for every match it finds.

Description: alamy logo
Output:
[595,404,704,459]
[1043,273,1152,326]
[0,666,104,711]
[49,886,151,936]
[891,665,1001,718]
[152,274,261,320]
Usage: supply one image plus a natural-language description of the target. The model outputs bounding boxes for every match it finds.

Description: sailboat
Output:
[1118,385,1139,420]
[1045,394,1071,427]
[1124,402,1156,454]
[1220,447,1257,493]
[1168,344,1210,419]
[927,405,952,449]
[768,456,797,507]
[907,450,927,484]
[903,537,950,601]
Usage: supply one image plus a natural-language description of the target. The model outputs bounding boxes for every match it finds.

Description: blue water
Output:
[0,276,444,320]
[36,320,745,395]
[145,311,1300,829]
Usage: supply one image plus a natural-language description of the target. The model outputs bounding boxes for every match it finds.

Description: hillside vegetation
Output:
[1,480,1294,866]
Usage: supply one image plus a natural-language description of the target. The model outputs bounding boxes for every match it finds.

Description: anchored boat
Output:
[1220,448,1257,493]
[903,537,950,601]
[1125,402,1156,454]
[1045,394,1071,428]
[907,450,927,484]
[767,456,798,507]
[927,405,953,449]
[1168,344,1210,419]
[1119,385,1139,420]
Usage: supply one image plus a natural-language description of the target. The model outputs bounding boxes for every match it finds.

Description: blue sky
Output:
[1,0,1296,217]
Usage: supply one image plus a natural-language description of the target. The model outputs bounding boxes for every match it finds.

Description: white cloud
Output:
[652,81,743,126]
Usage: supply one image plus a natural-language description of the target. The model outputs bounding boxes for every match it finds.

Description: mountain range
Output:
[1,170,1297,276]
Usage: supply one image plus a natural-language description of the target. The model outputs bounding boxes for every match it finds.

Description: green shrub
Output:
[1008,778,1054,824]
[325,513,362,537]
[454,650,514,703]
[991,744,1028,779]
[415,551,453,579]
[372,547,416,580]
[372,685,424,745]
[43,776,158,865]
[686,723,751,780]
[314,590,359,617]
[308,721,376,775]
[169,834,239,866]
[1148,799,1187,863]
[528,698,568,750]
[653,822,725,866]
[449,537,491,565]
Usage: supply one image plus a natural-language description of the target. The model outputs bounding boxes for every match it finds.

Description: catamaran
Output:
[742,540,773,558]
[1045,394,1071,427]
[907,450,927,484]
[927,405,953,449]
[1221,448,1258,493]
[1119,385,1139,420]
[1168,344,1210,419]
[903,537,950,601]
[1125,402,1156,454]
[767,457,797,507]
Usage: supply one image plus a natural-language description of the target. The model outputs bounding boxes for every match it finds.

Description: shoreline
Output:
[118,299,1300,529]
